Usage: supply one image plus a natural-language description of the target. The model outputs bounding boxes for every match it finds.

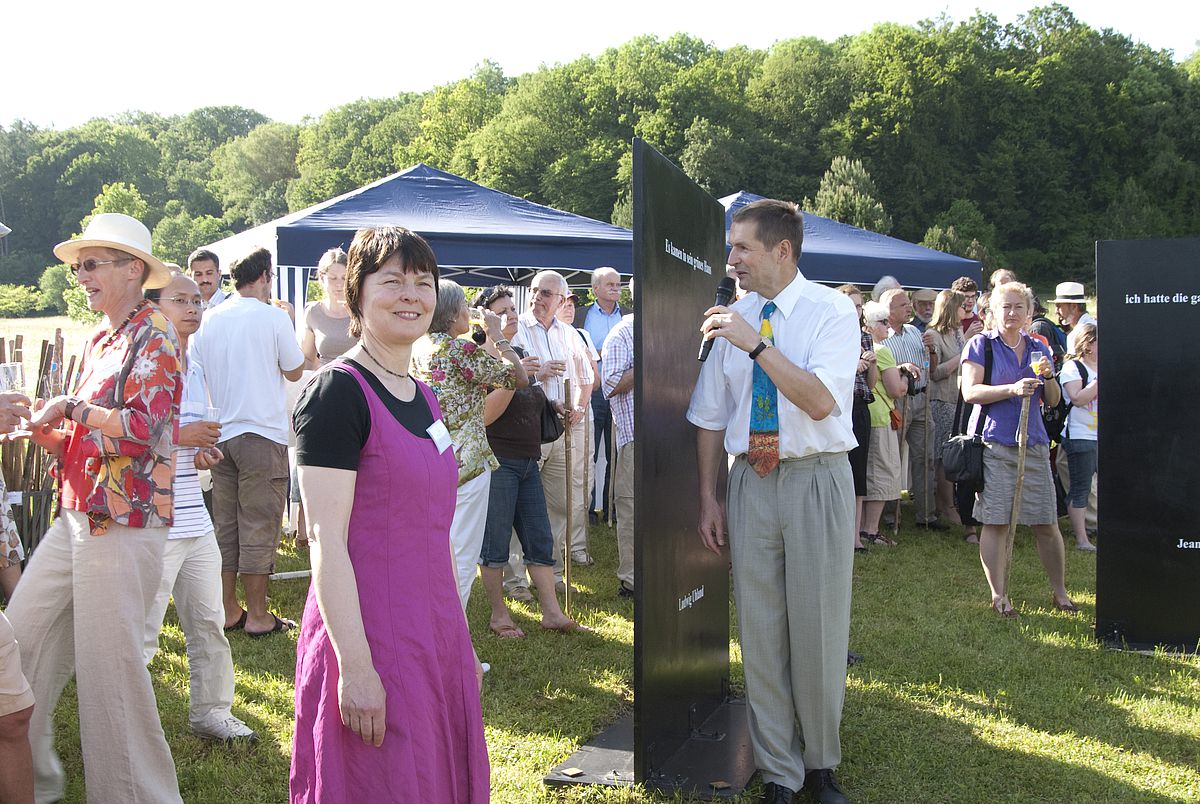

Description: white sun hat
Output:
[1049,281,1087,304]
[53,213,170,289]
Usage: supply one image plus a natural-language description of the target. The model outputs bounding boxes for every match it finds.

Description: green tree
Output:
[152,211,233,267]
[79,182,149,232]
[37,264,73,314]
[210,122,300,227]
[0,284,44,317]
[399,62,510,172]
[805,156,892,233]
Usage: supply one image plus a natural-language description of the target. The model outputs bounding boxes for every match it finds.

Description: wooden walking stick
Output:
[893,394,908,541]
[1002,393,1033,602]
[924,349,933,526]
[563,378,573,617]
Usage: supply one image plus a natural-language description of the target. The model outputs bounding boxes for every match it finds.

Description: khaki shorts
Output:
[211,433,289,575]
[0,610,34,717]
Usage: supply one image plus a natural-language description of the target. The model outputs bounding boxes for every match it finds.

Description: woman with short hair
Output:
[860,300,907,547]
[291,226,489,802]
[10,213,184,803]
[960,282,1077,618]
[412,279,528,612]
[836,284,877,551]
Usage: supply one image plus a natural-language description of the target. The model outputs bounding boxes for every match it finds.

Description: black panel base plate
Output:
[545,700,756,799]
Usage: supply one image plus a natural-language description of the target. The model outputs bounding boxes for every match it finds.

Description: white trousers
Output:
[449,469,492,611]
[143,533,237,725]
[6,510,183,804]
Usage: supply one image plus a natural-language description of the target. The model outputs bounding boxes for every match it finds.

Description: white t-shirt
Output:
[1059,359,1097,441]
[191,294,306,445]
[169,360,213,540]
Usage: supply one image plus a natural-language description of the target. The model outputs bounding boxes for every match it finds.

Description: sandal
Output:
[991,600,1019,619]
[246,613,296,638]
[223,610,247,632]
[1053,597,1079,613]
[489,622,525,639]
[864,532,896,547]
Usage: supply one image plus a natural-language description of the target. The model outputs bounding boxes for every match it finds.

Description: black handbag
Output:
[539,393,564,444]
[943,338,993,486]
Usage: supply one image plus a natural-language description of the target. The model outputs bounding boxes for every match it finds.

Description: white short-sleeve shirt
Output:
[190,294,306,445]
[687,271,860,458]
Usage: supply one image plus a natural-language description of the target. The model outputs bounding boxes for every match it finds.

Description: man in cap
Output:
[910,288,937,332]
[191,247,305,638]
[1051,281,1095,355]
[9,213,184,802]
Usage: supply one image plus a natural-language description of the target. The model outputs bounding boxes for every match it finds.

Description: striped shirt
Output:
[601,315,635,449]
[169,360,214,540]
[882,323,929,391]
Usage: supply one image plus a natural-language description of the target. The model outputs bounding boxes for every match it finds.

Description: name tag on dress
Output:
[427,420,453,454]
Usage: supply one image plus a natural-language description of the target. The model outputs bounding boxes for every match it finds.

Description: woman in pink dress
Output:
[290,226,488,803]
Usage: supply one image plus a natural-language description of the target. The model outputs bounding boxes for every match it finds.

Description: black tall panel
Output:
[1095,238,1200,650]
[632,139,737,776]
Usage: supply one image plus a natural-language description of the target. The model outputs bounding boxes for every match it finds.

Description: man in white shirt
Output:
[600,310,635,597]
[511,270,594,591]
[688,199,858,804]
[191,247,305,638]
[188,248,228,311]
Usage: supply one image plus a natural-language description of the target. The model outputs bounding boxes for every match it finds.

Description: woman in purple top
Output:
[290,227,488,803]
[961,283,1077,619]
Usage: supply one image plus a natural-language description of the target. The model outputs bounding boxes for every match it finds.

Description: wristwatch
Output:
[749,341,770,360]
[63,397,84,423]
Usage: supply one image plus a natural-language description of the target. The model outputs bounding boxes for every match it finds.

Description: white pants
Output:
[449,469,491,611]
[6,510,183,804]
[143,533,237,725]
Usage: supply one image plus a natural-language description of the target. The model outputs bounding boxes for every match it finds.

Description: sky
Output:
[4,0,1197,130]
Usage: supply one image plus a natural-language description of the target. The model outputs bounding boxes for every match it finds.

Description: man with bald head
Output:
[575,267,629,522]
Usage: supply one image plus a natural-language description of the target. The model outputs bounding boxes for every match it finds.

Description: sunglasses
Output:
[69,256,134,277]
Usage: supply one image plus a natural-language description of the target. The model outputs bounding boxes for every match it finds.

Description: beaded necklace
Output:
[99,299,149,351]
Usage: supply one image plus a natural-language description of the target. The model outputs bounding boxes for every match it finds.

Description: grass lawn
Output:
[20,511,1198,803]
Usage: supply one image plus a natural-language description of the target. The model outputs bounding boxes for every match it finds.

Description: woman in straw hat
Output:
[6,213,185,802]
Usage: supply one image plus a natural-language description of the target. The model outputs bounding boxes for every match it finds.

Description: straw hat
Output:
[53,213,170,289]
[1049,281,1087,304]
[912,288,938,302]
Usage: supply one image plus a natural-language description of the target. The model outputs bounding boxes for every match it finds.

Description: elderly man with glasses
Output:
[509,271,594,596]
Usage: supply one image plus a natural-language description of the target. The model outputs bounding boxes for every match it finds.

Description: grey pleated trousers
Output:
[727,452,854,790]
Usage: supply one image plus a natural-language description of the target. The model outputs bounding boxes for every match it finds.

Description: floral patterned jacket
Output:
[413,332,518,486]
[58,304,181,535]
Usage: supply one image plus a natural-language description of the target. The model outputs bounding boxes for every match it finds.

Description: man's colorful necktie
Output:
[748,301,779,477]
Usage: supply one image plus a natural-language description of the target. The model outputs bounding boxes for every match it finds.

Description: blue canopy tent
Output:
[202,164,633,307]
[721,191,981,289]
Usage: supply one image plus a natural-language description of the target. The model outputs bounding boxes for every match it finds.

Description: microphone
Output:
[698,277,738,362]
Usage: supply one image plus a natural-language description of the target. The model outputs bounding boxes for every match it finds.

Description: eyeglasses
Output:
[69,257,133,277]
[961,302,974,310]
[534,288,561,299]
[163,296,204,309]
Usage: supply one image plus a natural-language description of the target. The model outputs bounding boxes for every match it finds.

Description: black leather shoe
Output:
[804,769,848,804]
[916,519,950,531]
[617,582,634,598]
[761,781,797,803]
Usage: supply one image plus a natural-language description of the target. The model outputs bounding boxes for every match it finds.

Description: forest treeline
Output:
[2,3,1198,308]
